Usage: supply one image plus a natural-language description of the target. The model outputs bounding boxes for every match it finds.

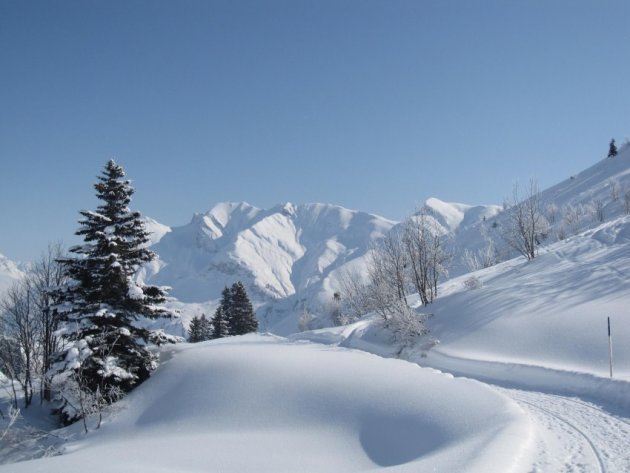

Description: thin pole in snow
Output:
[608,316,613,378]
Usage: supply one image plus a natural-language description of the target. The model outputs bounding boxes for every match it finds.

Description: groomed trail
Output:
[498,388,630,473]
[402,350,630,472]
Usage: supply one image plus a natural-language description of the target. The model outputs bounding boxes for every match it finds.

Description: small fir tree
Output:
[50,160,176,425]
[188,314,212,342]
[211,306,229,339]
[608,139,618,158]
[188,316,202,342]
[199,313,213,341]
[228,281,258,335]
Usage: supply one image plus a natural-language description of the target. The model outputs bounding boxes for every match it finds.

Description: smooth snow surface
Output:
[1,335,533,473]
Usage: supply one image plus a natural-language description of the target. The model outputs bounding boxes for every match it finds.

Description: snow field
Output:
[1,334,534,473]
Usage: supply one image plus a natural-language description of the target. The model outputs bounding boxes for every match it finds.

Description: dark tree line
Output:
[188,281,258,342]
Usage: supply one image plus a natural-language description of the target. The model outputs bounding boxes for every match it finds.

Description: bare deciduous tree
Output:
[624,188,630,215]
[403,210,451,305]
[609,179,620,202]
[502,179,548,260]
[337,267,375,322]
[372,232,408,302]
[0,280,39,407]
[593,198,605,223]
[0,243,66,408]
[32,242,66,402]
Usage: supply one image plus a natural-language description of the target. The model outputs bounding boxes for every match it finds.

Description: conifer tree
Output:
[50,160,176,425]
[199,313,213,341]
[211,306,229,339]
[608,138,618,158]
[227,281,258,335]
[188,316,202,342]
[188,314,212,342]
[219,286,234,331]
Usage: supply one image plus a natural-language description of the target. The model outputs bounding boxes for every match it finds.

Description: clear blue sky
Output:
[1,0,629,261]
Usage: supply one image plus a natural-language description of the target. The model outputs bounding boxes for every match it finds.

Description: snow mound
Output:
[2,335,533,473]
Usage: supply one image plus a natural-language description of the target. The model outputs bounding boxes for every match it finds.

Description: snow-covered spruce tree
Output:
[608,138,618,158]
[211,306,229,339]
[227,282,258,335]
[187,316,202,343]
[219,286,233,331]
[188,314,212,342]
[51,160,177,425]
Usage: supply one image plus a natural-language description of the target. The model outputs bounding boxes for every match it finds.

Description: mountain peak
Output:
[423,198,500,233]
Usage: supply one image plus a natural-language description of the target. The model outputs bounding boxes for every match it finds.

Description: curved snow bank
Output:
[422,349,630,413]
[2,334,533,473]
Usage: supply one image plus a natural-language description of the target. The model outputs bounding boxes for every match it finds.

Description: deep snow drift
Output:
[0,335,533,473]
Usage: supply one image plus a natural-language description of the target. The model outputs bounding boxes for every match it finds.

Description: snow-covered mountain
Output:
[142,202,395,330]
[142,216,171,246]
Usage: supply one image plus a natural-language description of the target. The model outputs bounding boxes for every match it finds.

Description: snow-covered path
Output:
[497,388,630,473]
[417,350,630,472]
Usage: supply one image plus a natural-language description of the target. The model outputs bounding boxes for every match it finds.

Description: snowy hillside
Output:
[300,214,630,398]
[0,334,533,473]
[0,253,23,295]
[425,216,630,381]
[443,142,630,276]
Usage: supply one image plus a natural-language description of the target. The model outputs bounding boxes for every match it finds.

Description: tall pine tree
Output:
[227,281,258,335]
[211,306,229,339]
[51,160,176,425]
[219,286,234,332]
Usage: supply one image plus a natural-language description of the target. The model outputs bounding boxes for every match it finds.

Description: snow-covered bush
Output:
[624,189,630,215]
[463,276,482,290]
[609,179,620,202]
[297,310,315,332]
[385,306,430,347]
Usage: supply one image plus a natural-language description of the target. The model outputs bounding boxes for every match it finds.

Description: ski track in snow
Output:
[496,387,630,473]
